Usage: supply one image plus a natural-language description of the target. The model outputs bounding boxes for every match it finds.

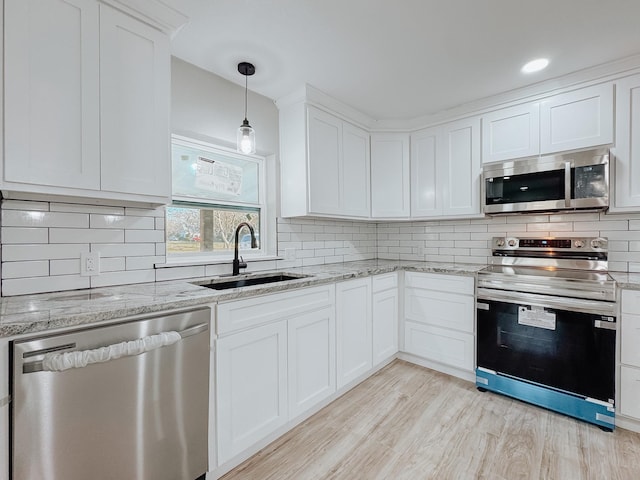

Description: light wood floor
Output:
[222,360,640,480]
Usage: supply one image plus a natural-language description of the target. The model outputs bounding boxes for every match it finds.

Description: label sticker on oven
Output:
[518,306,556,330]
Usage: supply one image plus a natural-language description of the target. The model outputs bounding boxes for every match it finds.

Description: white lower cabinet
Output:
[336,278,373,388]
[402,272,475,373]
[620,290,640,422]
[288,305,336,419]
[0,339,8,480]
[216,321,288,465]
[372,273,399,366]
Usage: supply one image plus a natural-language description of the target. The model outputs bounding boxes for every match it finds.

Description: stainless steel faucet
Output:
[232,222,258,275]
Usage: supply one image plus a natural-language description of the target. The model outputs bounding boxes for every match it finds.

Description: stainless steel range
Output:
[476,236,617,430]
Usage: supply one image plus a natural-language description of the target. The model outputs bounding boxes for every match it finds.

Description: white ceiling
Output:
[165,0,640,120]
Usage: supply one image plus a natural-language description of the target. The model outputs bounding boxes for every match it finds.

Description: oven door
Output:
[476,292,616,404]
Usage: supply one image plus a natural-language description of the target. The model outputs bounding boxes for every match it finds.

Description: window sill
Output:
[155,255,283,269]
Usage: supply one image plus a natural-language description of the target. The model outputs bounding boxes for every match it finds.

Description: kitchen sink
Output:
[194,273,309,290]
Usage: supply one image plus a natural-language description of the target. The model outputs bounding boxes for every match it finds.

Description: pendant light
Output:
[237,62,256,154]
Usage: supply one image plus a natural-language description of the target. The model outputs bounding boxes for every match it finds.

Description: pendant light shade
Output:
[237,62,256,154]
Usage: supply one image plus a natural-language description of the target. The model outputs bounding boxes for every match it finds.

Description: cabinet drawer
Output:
[405,287,474,333]
[405,271,474,295]
[622,312,640,367]
[217,284,334,335]
[622,290,640,314]
[403,320,474,372]
[620,365,640,419]
[372,272,398,293]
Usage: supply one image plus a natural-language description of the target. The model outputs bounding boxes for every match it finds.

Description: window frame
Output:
[166,134,274,264]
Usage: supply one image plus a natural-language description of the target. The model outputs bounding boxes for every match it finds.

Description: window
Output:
[167,136,271,261]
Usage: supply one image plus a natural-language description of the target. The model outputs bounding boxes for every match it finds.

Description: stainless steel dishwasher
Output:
[11,307,210,480]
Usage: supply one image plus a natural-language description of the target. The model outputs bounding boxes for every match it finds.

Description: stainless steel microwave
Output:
[482,148,610,215]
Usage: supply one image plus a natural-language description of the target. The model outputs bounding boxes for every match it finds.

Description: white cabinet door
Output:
[216,321,288,464]
[404,320,474,372]
[288,306,336,418]
[342,122,371,217]
[620,366,640,419]
[307,106,342,215]
[613,74,640,210]
[482,103,540,163]
[411,126,441,217]
[336,278,372,388]
[441,117,481,216]
[99,4,171,199]
[404,288,475,334]
[622,312,640,368]
[0,339,8,480]
[371,133,410,218]
[4,0,100,190]
[372,287,399,366]
[540,83,614,154]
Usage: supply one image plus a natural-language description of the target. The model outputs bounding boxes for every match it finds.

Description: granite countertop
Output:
[0,259,485,338]
[609,272,640,290]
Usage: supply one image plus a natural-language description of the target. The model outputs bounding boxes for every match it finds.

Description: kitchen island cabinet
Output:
[2,0,180,204]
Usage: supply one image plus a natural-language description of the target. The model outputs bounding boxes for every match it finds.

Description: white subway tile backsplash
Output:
[90,270,155,288]
[124,207,165,217]
[2,260,49,279]
[2,275,90,296]
[2,244,90,261]
[1,227,48,244]
[155,266,205,282]
[124,229,165,243]
[92,243,157,257]
[50,259,81,276]
[90,214,155,230]
[2,210,89,228]
[2,200,50,211]
[49,228,125,244]
[126,256,164,271]
[50,203,125,215]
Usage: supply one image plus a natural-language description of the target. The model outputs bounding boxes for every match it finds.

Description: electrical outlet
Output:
[284,248,296,261]
[81,252,101,276]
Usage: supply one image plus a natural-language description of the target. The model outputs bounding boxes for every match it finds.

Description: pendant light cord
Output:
[244,74,248,120]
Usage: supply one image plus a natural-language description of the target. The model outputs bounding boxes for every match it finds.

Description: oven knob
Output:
[496,238,505,247]
[508,239,517,247]
[574,240,585,248]
[591,239,603,249]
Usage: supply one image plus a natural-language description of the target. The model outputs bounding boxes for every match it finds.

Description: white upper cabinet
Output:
[539,83,614,154]
[410,126,440,217]
[612,74,640,211]
[307,107,342,214]
[4,0,101,190]
[2,0,178,204]
[441,117,481,216]
[99,5,170,198]
[280,104,370,218]
[370,133,410,218]
[482,103,540,163]
[411,117,481,219]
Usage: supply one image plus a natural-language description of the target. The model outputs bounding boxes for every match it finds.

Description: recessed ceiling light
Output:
[521,58,549,74]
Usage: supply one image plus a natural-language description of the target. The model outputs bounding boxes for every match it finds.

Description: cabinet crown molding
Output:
[99,0,188,36]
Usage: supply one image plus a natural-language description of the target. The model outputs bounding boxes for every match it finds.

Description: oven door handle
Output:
[476,287,616,316]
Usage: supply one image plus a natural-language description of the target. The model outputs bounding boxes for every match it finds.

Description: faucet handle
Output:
[238,256,247,270]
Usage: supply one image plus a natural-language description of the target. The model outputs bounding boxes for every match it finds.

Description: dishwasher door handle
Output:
[23,322,209,374]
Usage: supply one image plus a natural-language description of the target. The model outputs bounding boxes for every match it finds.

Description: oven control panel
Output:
[494,236,607,252]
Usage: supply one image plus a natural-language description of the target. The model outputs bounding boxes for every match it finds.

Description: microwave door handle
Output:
[565,161,572,207]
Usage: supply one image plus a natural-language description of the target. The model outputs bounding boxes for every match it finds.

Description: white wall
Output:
[171,57,279,156]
